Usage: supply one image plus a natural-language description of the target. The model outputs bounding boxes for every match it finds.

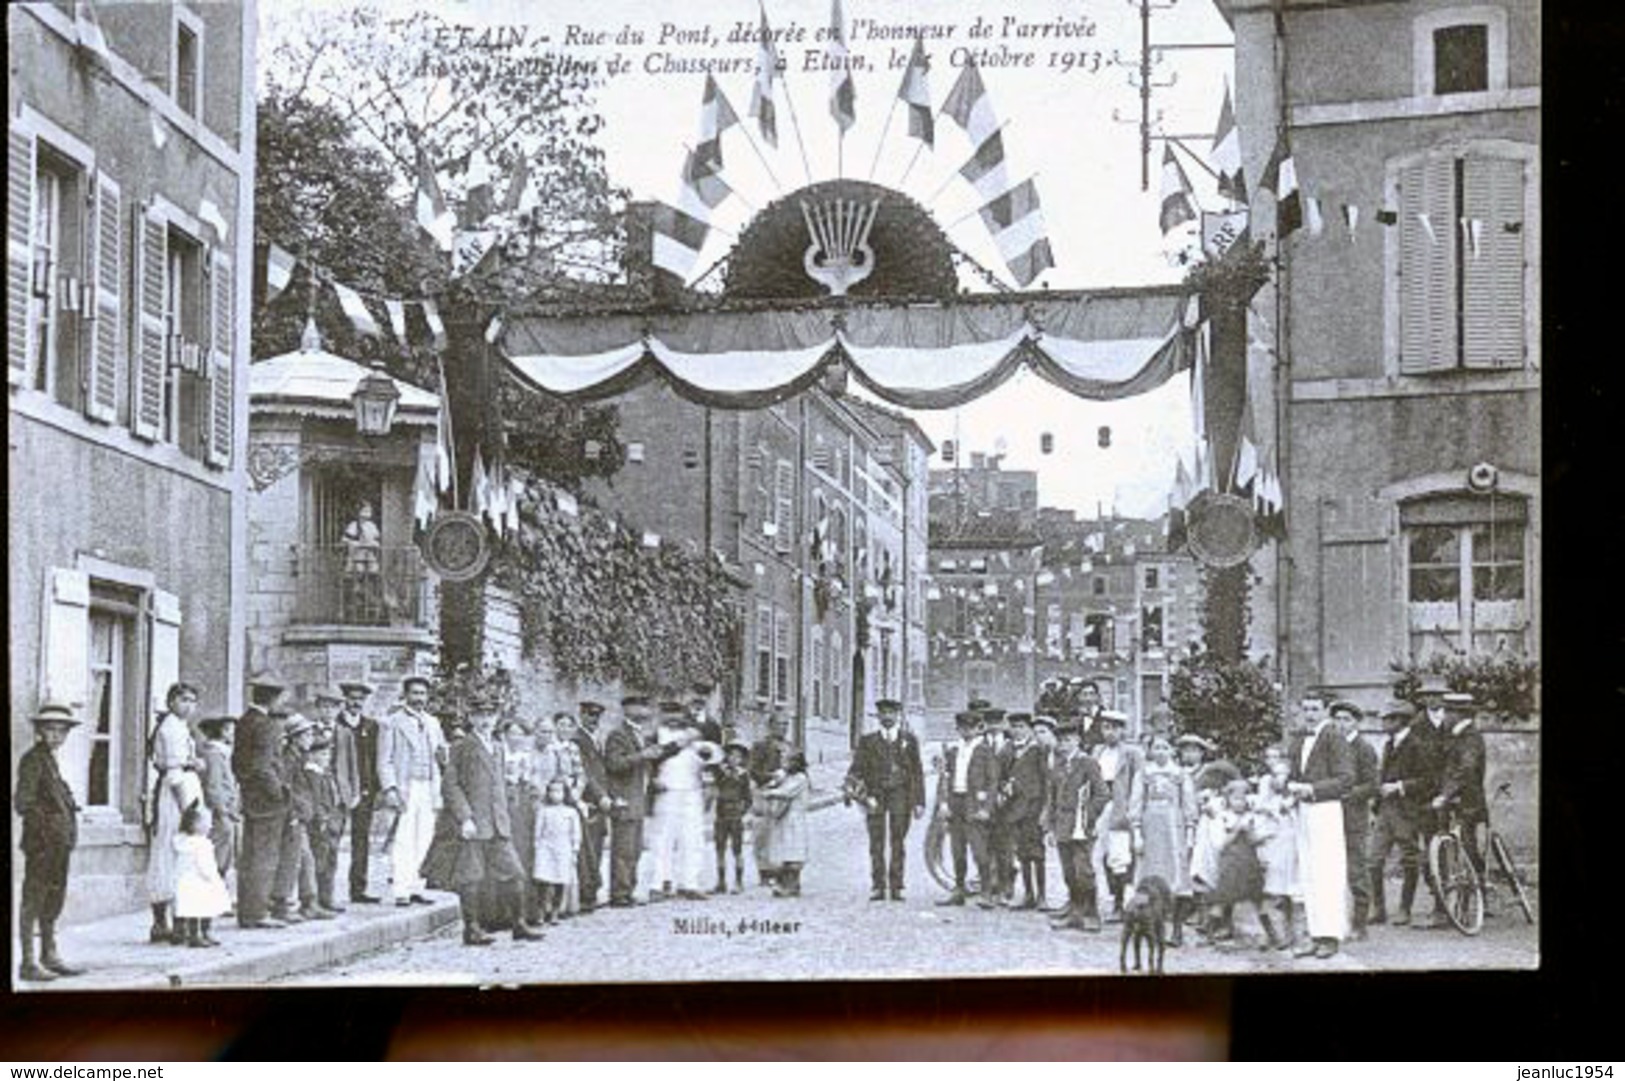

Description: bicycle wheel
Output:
[1489,831,1535,924]
[1430,833,1484,936]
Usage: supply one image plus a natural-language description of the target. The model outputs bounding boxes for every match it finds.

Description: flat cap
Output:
[875,698,903,712]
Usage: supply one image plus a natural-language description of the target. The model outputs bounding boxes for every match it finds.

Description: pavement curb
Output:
[63,900,461,991]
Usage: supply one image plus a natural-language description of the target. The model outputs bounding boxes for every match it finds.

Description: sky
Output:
[262,0,1236,519]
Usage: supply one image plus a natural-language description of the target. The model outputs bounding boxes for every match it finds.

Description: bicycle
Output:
[1426,808,1485,935]
[1488,828,1536,925]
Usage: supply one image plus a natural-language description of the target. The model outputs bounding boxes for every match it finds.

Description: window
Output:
[1092,575,1106,596]
[964,661,995,704]
[1084,613,1114,654]
[1403,493,1528,661]
[1141,604,1164,651]
[773,460,793,554]
[173,7,204,118]
[773,610,790,705]
[830,631,845,723]
[163,228,209,452]
[810,626,824,716]
[85,607,129,810]
[1395,148,1530,373]
[908,660,924,707]
[1143,565,1160,590]
[1434,24,1488,93]
[755,605,773,699]
[30,149,83,405]
[1414,8,1507,97]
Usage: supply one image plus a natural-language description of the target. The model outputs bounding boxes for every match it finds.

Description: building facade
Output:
[1222,0,1540,708]
[8,1,256,922]
[245,342,443,714]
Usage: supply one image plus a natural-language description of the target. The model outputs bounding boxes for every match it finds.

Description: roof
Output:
[250,348,439,423]
[839,394,937,455]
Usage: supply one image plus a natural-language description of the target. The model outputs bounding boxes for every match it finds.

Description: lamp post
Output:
[351,364,401,437]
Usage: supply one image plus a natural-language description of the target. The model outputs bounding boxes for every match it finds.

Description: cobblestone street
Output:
[281,797,1538,986]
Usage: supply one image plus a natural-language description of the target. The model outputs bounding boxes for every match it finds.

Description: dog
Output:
[1119,875,1173,975]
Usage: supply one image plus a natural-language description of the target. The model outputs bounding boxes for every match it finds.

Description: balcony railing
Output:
[292,544,428,628]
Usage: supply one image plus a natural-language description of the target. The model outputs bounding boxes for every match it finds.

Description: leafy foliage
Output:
[490,470,743,693]
[1390,652,1540,721]
[428,661,519,732]
[1183,239,1272,310]
[1199,563,1251,663]
[1168,648,1284,772]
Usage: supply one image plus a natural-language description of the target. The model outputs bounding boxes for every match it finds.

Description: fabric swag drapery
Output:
[499,287,1199,410]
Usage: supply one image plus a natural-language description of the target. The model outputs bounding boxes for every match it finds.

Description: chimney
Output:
[970,452,987,470]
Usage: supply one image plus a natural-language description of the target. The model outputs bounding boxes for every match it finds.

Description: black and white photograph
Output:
[7,0,1539,990]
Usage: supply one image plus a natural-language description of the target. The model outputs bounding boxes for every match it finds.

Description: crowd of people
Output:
[923,673,1493,962]
[13,666,1493,980]
[13,673,815,979]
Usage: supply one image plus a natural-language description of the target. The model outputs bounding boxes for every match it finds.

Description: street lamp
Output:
[351,364,401,437]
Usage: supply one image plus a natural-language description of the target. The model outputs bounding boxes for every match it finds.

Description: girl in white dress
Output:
[173,802,230,947]
[533,779,582,924]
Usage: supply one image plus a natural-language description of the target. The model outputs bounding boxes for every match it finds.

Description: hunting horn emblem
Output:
[800,196,881,296]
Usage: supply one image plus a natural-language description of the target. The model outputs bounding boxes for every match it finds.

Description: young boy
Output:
[197,716,242,908]
[278,715,332,922]
[306,728,347,916]
[14,703,87,982]
[713,742,754,894]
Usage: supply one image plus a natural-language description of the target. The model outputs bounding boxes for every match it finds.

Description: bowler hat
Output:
[338,680,376,697]
[1415,675,1451,697]
[197,714,237,737]
[875,698,902,713]
[247,671,287,694]
[31,702,80,728]
[313,685,344,704]
[400,674,433,693]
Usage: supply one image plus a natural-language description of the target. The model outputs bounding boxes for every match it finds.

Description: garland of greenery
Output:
[487,469,743,693]
[1182,240,1272,310]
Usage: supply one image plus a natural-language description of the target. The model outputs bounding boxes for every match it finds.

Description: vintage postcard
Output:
[8,0,1537,989]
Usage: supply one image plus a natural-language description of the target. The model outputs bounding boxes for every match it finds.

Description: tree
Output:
[254,6,631,489]
[1167,648,1282,772]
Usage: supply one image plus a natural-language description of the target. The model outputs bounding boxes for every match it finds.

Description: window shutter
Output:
[131,204,167,440]
[774,460,793,554]
[1461,156,1525,369]
[85,171,121,422]
[1397,157,1458,374]
[206,247,233,467]
[40,567,91,710]
[149,588,182,720]
[8,127,36,387]
[1320,541,1394,685]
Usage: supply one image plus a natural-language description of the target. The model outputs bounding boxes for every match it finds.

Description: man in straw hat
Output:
[377,673,446,907]
[14,703,88,981]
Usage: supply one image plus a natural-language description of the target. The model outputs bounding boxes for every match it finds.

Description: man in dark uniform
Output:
[14,703,87,982]
[441,694,544,945]
[1332,700,1380,941]
[603,695,664,907]
[980,708,1016,907]
[935,711,998,906]
[571,699,614,910]
[998,712,1050,910]
[337,680,382,904]
[1432,692,1489,879]
[233,673,294,929]
[1045,718,1108,932]
[1368,700,1432,926]
[1411,675,1455,928]
[845,699,926,901]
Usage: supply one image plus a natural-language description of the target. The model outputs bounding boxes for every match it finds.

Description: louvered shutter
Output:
[149,588,182,720]
[1397,157,1458,374]
[8,128,36,386]
[40,567,91,712]
[205,248,233,467]
[1461,156,1526,369]
[85,171,121,422]
[131,204,167,440]
[774,460,793,554]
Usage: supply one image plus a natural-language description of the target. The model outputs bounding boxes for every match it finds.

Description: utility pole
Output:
[1110,0,1234,191]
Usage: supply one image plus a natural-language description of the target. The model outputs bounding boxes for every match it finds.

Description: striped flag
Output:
[943,58,997,144]
[650,200,711,280]
[695,75,740,176]
[1211,82,1246,203]
[828,0,855,133]
[332,280,379,338]
[1262,140,1301,237]
[682,147,732,210]
[1159,145,1197,235]
[749,7,780,148]
[415,149,455,252]
[265,243,296,303]
[462,143,496,226]
[959,128,1009,199]
[978,178,1055,287]
[384,298,407,342]
[421,299,447,351]
[897,37,933,148]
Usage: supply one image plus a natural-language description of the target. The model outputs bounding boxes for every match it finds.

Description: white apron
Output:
[1295,799,1349,940]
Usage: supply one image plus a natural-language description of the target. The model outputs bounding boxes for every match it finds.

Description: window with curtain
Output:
[1403,492,1528,661]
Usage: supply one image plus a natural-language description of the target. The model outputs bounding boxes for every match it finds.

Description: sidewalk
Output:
[14,896,460,991]
[16,757,855,992]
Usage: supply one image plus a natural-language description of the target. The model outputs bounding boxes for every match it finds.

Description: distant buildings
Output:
[8,1,256,921]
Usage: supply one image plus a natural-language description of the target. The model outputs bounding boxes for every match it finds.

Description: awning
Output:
[499,288,1198,410]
